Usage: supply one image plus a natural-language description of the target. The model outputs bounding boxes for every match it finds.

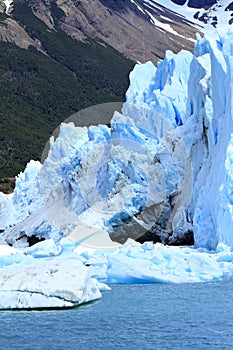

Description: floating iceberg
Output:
[2,29,233,308]
[0,243,102,309]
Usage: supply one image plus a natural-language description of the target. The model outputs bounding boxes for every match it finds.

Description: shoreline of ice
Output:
[1,237,233,309]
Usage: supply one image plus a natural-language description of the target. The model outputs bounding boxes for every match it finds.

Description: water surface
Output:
[1,281,233,349]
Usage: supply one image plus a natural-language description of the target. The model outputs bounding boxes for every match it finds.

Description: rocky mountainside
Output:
[0,0,197,62]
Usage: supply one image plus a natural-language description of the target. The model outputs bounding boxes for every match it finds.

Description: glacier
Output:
[2,28,233,307]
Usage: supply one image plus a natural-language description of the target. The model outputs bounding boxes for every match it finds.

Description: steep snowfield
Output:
[130,0,197,40]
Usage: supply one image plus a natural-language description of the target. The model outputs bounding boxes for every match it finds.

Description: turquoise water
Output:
[1,281,233,350]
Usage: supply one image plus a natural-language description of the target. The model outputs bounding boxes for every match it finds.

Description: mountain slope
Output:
[0,0,198,178]
[2,0,197,62]
[0,5,134,177]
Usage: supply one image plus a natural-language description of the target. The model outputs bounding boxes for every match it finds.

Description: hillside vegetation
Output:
[0,4,134,178]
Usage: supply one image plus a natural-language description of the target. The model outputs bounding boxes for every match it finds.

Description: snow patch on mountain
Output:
[1,0,13,14]
[144,0,233,28]
[144,6,196,40]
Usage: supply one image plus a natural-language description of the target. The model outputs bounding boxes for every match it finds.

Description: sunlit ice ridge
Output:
[1,28,233,304]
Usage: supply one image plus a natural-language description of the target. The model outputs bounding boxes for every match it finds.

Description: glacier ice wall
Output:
[188,30,233,249]
[2,29,233,250]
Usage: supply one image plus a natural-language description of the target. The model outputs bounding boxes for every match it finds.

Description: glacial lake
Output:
[1,281,233,350]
